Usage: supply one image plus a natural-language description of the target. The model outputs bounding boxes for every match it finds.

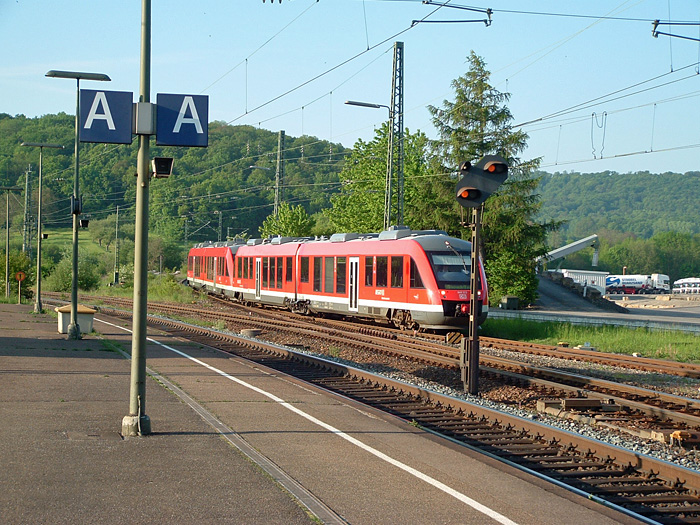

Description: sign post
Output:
[16,271,26,305]
[121,1,208,438]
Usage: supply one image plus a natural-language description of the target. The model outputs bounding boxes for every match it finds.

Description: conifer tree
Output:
[428,51,559,304]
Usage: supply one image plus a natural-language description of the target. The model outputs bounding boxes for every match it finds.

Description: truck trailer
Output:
[605,273,670,294]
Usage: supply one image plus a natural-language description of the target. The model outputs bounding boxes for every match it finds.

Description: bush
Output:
[45,250,103,292]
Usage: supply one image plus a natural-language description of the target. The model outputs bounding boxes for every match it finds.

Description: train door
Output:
[349,256,359,312]
[255,258,262,299]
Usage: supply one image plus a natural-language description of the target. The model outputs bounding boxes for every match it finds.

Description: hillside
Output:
[0,113,347,244]
[536,170,700,240]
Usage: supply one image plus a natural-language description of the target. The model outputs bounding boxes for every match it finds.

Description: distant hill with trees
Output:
[537,170,700,241]
[536,170,700,282]
[0,112,347,246]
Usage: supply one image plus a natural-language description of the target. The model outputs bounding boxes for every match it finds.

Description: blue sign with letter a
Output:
[79,89,133,144]
[156,94,209,147]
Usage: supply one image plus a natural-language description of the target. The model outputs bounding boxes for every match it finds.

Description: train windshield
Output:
[429,251,471,290]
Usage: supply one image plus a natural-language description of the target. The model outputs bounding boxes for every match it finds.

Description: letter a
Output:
[84,92,116,130]
[173,96,203,134]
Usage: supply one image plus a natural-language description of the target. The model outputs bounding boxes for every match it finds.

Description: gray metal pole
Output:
[21,142,64,313]
[44,70,110,337]
[35,150,43,312]
[274,130,284,217]
[114,205,119,285]
[466,205,482,395]
[123,0,152,436]
[23,165,34,258]
[2,187,22,298]
[4,191,8,298]
[67,78,81,340]
[383,111,393,231]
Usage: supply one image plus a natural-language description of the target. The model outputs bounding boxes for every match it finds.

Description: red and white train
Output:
[186,227,488,330]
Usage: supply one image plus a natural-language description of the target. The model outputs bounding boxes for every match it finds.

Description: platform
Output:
[0,303,640,524]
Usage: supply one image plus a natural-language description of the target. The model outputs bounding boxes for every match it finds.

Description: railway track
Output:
[45,293,700,442]
[89,305,700,524]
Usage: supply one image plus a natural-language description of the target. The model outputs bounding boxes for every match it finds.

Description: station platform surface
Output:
[0,303,642,524]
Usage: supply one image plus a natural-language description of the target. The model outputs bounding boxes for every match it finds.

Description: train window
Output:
[429,252,470,290]
[324,257,334,293]
[207,257,214,280]
[276,257,283,288]
[376,256,388,287]
[300,257,309,283]
[409,258,424,289]
[188,256,192,272]
[263,258,269,288]
[248,257,253,280]
[391,256,404,288]
[364,257,373,286]
[194,256,200,275]
[336,257,347,294]
[313,257,322,292]
[285,257,292,283]
[243,257,248,279]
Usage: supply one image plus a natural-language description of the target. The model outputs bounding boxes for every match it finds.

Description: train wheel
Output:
[392,310,417,331]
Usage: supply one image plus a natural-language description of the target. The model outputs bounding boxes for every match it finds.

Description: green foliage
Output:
[325,125,433,233]
[148,235,187,272]
[44,249,103,292]
[0,251,33,298]
[427,52,557,304]
[325,129,389,233]
[537,170,700,239]
[147,273,196,302]
[0,116,346,245]
[258,202,314,238]
[486,250,540,305]
[480,318,700,363]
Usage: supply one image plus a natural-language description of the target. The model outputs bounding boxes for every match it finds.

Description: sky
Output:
[3,0,700,175]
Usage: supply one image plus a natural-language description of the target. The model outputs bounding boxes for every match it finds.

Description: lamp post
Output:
[2,186,22,298]
[344,100,394,230]
[45,70,111,339]
[21,142,64,313]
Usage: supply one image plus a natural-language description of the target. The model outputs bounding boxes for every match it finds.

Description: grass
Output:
[480,318,700,363]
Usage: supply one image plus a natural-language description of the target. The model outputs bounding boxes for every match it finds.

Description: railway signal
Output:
[455,155,508,208]
[455,155,508,396]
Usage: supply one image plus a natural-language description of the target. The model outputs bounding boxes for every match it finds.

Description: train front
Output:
[415,235,488,329]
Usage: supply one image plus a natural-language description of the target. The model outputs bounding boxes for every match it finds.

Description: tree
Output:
[427,51,558,304]
[258,202,314,238]
[325,125,432,233]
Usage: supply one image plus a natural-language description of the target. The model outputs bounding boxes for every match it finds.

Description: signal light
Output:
[484,161,507,174]
[455,155,509,208]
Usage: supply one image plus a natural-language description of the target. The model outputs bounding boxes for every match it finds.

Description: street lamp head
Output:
[21,142,65,150]
[45,70,111,82]
[345,100,385,110]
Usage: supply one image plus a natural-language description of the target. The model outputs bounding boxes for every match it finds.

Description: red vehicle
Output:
[187,227,488,330]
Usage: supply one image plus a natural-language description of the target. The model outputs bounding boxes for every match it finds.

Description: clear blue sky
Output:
[3,0,700,174]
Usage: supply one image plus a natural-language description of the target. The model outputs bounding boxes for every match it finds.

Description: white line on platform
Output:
[97,317,518,525]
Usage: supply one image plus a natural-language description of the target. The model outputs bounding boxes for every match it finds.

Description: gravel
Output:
[268,332,700,474]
